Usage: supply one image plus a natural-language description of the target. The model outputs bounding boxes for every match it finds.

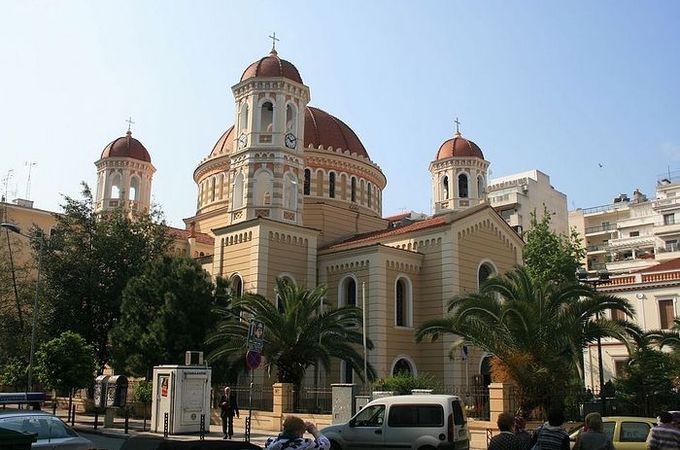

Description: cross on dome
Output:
[126,116,135,134]
[269,32,280,53]
[454,117,461,136]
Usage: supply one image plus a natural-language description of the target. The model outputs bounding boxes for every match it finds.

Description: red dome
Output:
[435,134,484,160]
[208,107,369,159]
[240,50,303,84]
[101,131,151,162]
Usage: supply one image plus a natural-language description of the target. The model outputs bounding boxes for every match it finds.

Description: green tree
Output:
[109,256,229,377]
[38,184,171,370]
[373,373,441,395]
[207,278,376,390]
[34,331,96,395]
[522,206,586,285]
[415,267,633,412]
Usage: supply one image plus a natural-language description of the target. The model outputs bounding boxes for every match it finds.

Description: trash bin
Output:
[94,374,110,408]
[107,375,128,407]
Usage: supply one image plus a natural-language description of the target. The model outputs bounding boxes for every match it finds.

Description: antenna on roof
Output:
[1,169,14,202]
[25,162,36,199]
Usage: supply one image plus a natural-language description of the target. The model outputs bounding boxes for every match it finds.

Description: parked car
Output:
[321,394,470,450]
[0,410,95,450]
[569,416,657,450]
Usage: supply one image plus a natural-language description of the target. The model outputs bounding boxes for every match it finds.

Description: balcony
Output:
[653,196,680,211]
[607,235,656,250]
[654,221,680,237]
[586,244,608,254]
[607,258,657,272]
[585,224,617,236]
[656,243,680,261]
[582,203,629,216]
[489,191,522,208]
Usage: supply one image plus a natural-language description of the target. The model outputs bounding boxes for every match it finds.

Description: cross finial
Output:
[126,116,135,134]
[454,117,461,135]
[268,32,280,52]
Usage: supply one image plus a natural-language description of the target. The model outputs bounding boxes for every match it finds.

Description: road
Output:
[80,431,126,450]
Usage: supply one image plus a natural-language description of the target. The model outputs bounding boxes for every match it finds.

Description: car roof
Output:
[0,410,56,419]
[603,416,657,422]
[367,394,462,406]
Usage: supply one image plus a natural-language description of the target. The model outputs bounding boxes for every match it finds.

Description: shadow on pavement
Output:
[121,435,263,450]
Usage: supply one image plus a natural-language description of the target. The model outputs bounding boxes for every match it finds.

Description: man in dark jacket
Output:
[220,386,239,439]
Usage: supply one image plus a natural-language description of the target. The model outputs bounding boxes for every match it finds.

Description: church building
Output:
[91,46,525,388]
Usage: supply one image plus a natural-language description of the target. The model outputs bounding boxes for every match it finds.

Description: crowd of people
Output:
[489,408,680,450]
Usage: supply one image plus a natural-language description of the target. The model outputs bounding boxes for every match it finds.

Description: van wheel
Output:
[330,440,343,450]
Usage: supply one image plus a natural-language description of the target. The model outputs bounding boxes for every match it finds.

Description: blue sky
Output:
[1,1,679,227]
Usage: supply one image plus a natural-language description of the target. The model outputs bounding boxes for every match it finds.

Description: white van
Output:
[321,394,470,450]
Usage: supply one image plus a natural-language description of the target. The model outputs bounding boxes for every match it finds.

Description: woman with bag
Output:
[573,413,614,450]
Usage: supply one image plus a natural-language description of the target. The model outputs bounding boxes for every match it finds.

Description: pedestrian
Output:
[265,415,330,450]
[219,386,239,439]
[647,411,680,450]
[530,407,570,450]
[514,416,532,450]
[572,413,613,450]
[489,412,519,450]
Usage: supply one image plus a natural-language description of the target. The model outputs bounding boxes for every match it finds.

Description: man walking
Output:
[220,386,239,439]
[647,411,680,450]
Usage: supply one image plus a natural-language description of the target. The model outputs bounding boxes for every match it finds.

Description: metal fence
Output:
[215,384,273,412]
[437,385,490,420]
[287,387,333,414]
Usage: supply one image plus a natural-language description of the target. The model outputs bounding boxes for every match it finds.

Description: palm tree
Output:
[415,267,634,411]
[207,278,375,391]
[647,318,680,351]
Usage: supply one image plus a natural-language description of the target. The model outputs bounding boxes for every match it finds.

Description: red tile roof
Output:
[240,50,303,84]
[100,131,151,163]
[636,257,680,273]
[435,134,484,160]
[167,226,214,245]
[383,212,411,222]
[325,215,448,250]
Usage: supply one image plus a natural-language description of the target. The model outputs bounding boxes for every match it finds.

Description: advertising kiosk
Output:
[151,363,212,434]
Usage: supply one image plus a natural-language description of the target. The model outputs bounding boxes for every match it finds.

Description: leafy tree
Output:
[109,256,229,377]
[38,184,171,370]
[373,373,441,395]
[522,206,586,285]
[133,380,153,404]
[207,278,376,390]
[0,357,28,391]
[649,318,680,351]
[34,331,96,395]
[415,267,633,412]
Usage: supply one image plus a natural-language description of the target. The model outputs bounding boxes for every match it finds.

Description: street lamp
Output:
[1,222,43,392]
[577,267,610,415]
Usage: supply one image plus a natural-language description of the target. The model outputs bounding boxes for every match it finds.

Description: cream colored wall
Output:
[265,233,311,296]
[217,227,259,293]
[303,202,387,246]
[1,203,58,267]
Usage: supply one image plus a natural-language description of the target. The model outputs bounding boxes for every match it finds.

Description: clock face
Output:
[284,133,297,149]
[238,133,247,148]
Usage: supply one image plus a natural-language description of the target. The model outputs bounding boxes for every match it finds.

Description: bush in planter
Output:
[373,373,441,395]
[131,380,153,418]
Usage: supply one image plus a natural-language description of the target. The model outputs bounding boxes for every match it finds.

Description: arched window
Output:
[260,101,274,132]
[395,277,412,327]
[477,175,485,197]
[230,274,244,297]
[329,172,336,199]
[129,176,140,201]
[392,358,413,376]
[232,172,244,209]
[111,173,122,199]
[284,173,298,210]
[478,262,496,287]
[443,176,450,200]
[286,104,297,133]
[304,169,311,195]
[339,276,357,307]
[351,177,357,202]
[481,355,493,386]
[367,182,372,207]
[239,103,249,131]
[210,177,216,202]
[458,174,469,198]
[254,170,273,206]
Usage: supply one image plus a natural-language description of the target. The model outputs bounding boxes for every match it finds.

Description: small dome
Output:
[101,131,151,162]
[240,50,303,84]
[435,133,484,160]
[208,107,370,160]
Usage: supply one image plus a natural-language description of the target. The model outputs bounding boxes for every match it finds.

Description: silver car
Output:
[0,410,95,450]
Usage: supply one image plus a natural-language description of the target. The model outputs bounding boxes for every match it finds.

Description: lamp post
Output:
[1,222,43,392]
[577,267,610,416]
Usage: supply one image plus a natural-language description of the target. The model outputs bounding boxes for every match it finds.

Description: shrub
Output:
[133,380,153,404]
[373,373,441,395]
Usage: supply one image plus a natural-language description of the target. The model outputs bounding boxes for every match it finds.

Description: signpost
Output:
[245,319,265,442]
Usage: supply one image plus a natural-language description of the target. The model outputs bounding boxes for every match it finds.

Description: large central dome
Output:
[209,106,369,160]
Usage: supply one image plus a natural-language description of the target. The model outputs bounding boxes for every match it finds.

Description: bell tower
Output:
[227,44,310,226]
[95,122,155,216]
[430,119,489,214]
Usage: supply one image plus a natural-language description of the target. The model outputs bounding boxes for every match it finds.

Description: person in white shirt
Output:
[265,416,331,450]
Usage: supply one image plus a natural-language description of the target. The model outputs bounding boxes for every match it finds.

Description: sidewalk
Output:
[55,407,274,448]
